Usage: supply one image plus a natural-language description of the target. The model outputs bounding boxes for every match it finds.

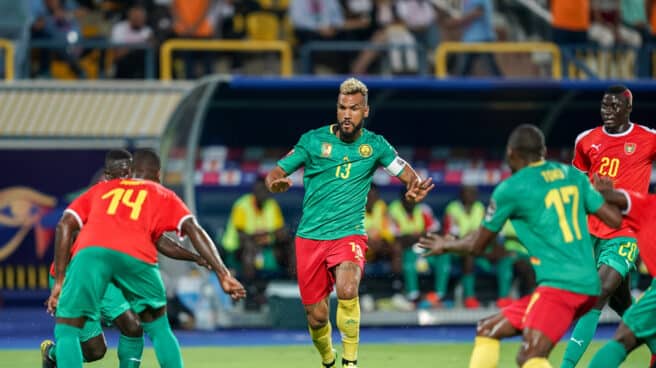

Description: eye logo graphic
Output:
[0,187,57,261]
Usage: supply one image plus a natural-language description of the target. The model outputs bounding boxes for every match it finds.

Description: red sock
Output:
[650,354,656,368]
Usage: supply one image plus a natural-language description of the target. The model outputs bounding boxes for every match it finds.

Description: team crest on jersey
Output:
[625,142,636,155]
[321,143,332,157]
[358,144,372,158]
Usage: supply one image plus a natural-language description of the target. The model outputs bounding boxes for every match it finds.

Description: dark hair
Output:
[133,148,161,171]
[606,85,628,94]
[508,124,546,160]
[104,149,132,179]
[105,149,132,168]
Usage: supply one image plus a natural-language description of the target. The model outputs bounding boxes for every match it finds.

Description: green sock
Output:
[561,309,601,368]
[54,324,83,368]
[402,249,419,296]
[142,315,183,368]
[462,273,475,298]
[118,334,144,368]
[432,254,451,297]
[630,269,640,290]
[588,340,627,368]
[496,256,514,298]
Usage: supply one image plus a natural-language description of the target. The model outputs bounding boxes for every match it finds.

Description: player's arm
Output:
[47,211,80,313]
[180,217,246,300]
[156,233,210,269]
[418,226,496,257]
[397,161,434,203]
[585,174,622,228]
[265,166,293,193]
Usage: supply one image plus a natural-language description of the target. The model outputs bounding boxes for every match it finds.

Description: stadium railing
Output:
[27,39,155,79]
[434,41,562,79]
[0,38,15,81]
[298,41,430,76]
[159,39,293,80]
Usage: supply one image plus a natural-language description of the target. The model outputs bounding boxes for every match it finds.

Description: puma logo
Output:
[591,144,602,151]
[570,337,584,347]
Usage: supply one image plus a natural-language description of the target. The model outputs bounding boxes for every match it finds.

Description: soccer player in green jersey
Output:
[265,78,434,368]
[418,124,622,368]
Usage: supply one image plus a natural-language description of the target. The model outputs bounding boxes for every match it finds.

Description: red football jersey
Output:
[64,178,192,264]
[621,190,656,276]
[572,123,656,238]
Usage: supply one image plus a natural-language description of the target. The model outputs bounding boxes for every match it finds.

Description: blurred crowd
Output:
[2,0,656,79]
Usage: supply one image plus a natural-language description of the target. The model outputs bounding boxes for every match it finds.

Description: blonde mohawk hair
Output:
[339,78,368,105]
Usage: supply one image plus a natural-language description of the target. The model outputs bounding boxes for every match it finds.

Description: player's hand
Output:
[195,256,211,270]
[405,177,434,203]
[268,177,292,193]
[46,282,62,315]
[592,174,614,192]
[219,274,247,301]
[417,233,449,256]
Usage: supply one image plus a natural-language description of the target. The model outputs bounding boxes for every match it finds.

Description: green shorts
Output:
[593,236,638,278]
[623,278,656,351]
[49,273,131,341]
[56,247,166,321]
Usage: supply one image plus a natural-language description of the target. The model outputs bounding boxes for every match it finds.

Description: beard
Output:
[338,120,363,141]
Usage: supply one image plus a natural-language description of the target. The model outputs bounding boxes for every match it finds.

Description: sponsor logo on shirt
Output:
[321,143,332,157]
[591,143,601,151]
[358,144,372,158]
[625,142,636,155]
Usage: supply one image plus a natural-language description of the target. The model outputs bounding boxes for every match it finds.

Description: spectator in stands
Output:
[221,176,292,310]
[110,4,153,78]
[441,185,483,309]
[0,1,31,79]
[550,0,590,45]
[339,0,375,41]
[445,0,502,77]
[171,0,219,78]
[290,0,344,44]
[388,189,439,307]
[395,0,439,61]
[30,0,86,78]
[350,0,419,74]
[363,185,411,310]
[622,0,651,77]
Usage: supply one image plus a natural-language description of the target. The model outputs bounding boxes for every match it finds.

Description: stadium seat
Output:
[246,12,281,41]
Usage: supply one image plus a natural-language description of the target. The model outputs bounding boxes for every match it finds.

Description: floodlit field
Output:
[1,342,650,367]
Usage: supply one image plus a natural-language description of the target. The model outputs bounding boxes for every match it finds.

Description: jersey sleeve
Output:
[157,190,193,236]
[278,133,310,174]
[481,182,515,233]
[620,190,649,230]
[65,187,95,228]
[377,135,404,176]
[572,136,590,172]
[575,170,605,214]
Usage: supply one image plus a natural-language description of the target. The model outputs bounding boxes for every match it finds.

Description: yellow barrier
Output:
[160,39,293,80]
[0,39,15,81]
[435,42,562,79]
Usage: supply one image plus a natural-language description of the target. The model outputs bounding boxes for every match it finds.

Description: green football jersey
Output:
[278,124,400,240]
[482,161,604,295]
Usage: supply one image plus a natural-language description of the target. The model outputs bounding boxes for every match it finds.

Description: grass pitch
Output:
[0,341,650,367]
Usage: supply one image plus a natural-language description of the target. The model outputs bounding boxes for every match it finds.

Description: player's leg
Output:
[587,322,640,367]
[54,248,114,368]
[329,235,368,368]
[297,236,336,367]
[111,252,181,368]
[400,237,421,301]
[432,253,451,303]
[519,287,597,368]
[100,281,144,368]
[334,261,362,367]
[562,237,637,368]
[469,311,521,368]
[41,321,106,367]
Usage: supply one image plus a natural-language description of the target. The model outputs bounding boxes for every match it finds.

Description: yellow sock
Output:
[309,322,335,364]
[468,336,500,368]
[337,297,360,362]
[522,357,552,368]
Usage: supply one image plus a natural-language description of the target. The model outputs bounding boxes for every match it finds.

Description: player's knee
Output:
[336,285,358,300]
[122,322,143,338]
[82,343,107,362]
[306,306,329,329]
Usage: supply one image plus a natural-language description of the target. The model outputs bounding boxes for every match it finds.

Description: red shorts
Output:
[295,235,368,305]
[502,286,597,344]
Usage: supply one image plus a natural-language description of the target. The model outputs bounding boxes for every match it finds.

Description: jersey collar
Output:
[528,160,546,167]
[602,122,633,137]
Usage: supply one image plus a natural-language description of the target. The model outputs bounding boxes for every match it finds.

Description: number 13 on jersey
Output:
[545,185,581,243]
